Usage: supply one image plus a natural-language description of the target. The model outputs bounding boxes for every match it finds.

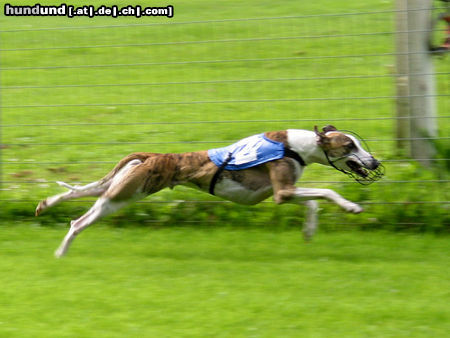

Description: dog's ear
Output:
[314,125,328,146]
[314,125,321,136]
[322,125,337,133]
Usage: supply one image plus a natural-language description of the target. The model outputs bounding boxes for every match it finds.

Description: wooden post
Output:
[0,42,2,192]
[407,0,438,166]
[395,0,410,154]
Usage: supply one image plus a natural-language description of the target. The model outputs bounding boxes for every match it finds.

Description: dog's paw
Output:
[54,247,65,259]
[343,202,363,214]
[35,200,46,216]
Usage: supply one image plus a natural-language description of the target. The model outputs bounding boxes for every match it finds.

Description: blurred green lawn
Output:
[1,224,449,337]
[1,2,449,336]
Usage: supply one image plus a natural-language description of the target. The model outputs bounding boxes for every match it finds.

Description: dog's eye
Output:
[343,141,357,154]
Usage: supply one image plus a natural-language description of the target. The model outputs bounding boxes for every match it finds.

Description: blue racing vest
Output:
[208,133,285,170]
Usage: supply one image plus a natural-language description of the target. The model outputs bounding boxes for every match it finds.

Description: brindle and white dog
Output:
[35,125,383,257]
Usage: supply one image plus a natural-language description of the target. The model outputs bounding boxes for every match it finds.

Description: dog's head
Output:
[314,125,384,184]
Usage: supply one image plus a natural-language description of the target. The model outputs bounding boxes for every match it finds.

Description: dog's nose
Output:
[370,158,380,170]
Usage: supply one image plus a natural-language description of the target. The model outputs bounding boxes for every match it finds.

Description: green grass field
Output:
[1,225,449,337]
[1,1,449,336]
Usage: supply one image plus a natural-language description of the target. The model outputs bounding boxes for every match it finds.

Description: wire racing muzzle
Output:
[325,153,385,185]
[324,130,385,185]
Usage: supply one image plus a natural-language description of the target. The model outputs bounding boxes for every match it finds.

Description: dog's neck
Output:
[287,129,328,166]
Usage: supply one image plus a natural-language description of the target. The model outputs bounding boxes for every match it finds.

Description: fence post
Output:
[407,0,438,166]
[0,35,2,192]
[395,0,410,154]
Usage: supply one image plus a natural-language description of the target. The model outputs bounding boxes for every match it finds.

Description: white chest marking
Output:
[213,178,273,205]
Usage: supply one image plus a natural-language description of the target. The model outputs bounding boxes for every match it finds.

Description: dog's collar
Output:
[283,147,306,167]
[209,152,233,195]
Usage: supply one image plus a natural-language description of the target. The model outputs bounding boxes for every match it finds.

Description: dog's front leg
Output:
[267,160,362,239]
[302,200,318,241]
[276,187,363,214]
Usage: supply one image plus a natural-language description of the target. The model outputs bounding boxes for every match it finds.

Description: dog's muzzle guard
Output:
[324,131,385,185]
[325,152,385,185]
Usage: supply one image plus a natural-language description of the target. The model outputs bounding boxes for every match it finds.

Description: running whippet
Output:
[35,125,384,257]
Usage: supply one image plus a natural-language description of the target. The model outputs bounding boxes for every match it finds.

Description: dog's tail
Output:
[57,152,156,191]
[99,152,155,182]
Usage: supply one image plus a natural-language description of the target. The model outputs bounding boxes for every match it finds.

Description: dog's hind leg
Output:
[54,196,130,258]
[54,158,159,257]
[35,180,109,216]
[36,154,153,216]
[55,180,106,192]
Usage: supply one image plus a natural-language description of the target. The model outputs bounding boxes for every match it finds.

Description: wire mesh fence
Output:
[1,3,448,228]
